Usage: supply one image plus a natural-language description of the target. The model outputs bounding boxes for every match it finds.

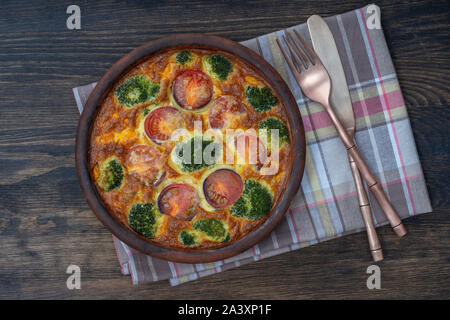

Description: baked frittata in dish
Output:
[89,48,293,250]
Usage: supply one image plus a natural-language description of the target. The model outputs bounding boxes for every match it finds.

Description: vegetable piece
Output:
[178,229,200,246]
[172,70,213,110]
[157,183,199,221]
[125,145,166,187]
[208,95,246,129]
[258,117,290,147]
[115,74,160,108]
[230,180,273,220]
[143,106,151,116]
[234,132,266,169]
[144,106,185,143]
[245,86,278,113]
[203,54,233,81]
[128,203,162,238]
[193,219,228,242]
[173,137,221,173]
[222,233,231,243]
[175,51,193,65]
[203,169,243,209]
[143,102,159,116]
[97,157,124,191]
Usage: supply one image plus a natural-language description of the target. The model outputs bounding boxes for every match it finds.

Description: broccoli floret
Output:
[178,229,201,246]
[222,233,231,243]
[174,137,221,173]
[230,180,273,220]
[115,74,160,108]
[97,157,124,191]
[193,219,228,242]
[245,86,279,113]
[258,117,290,147]
[176,51,193,65]
[143,107,151,116]
[203,54,233,81]
[128,203,162,239]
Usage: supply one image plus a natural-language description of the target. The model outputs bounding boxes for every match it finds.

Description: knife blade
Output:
[306,15,355,138]
[307,15,384,261]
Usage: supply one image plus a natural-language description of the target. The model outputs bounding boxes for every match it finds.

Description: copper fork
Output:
[276,30,407,237]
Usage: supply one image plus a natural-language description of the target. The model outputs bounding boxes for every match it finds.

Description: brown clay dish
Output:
[75,33,305,263]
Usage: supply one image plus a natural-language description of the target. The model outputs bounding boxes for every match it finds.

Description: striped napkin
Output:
[73,4,432,286]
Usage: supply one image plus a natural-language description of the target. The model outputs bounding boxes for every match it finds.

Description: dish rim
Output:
[75,33,306,263]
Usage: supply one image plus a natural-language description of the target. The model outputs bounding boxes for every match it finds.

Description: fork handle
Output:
[348,152,383,262]
[325,104,407,237]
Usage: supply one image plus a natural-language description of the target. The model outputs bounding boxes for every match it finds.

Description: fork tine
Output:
[293,29,319,64]
[275,37,299,75]
[282,34,306,72]
[286,31,311,68]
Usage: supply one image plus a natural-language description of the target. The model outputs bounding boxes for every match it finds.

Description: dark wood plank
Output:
[0,0,449,299]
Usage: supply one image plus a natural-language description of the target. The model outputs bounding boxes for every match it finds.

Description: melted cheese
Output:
[114,128,137,144]
[245,75,259,86]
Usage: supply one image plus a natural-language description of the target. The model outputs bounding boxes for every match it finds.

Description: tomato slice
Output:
[144,106,184,143]
[125,145,166,186]
[157,183,200,221]
[208,95,246,129]
[172,70,213,110]
[234,133,266,169]
[203,169,243,209]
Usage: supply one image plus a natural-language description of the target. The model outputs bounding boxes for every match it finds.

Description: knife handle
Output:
[346,145,407,237]
[348,152,383,262]
[323,102,406,237]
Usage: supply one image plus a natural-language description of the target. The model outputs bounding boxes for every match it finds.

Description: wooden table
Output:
[0,0,448,299]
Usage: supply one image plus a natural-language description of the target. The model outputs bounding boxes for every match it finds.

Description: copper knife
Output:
[307,15,383,261]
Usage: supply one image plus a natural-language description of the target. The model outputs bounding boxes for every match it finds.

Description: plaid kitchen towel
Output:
[73,4,432,285]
